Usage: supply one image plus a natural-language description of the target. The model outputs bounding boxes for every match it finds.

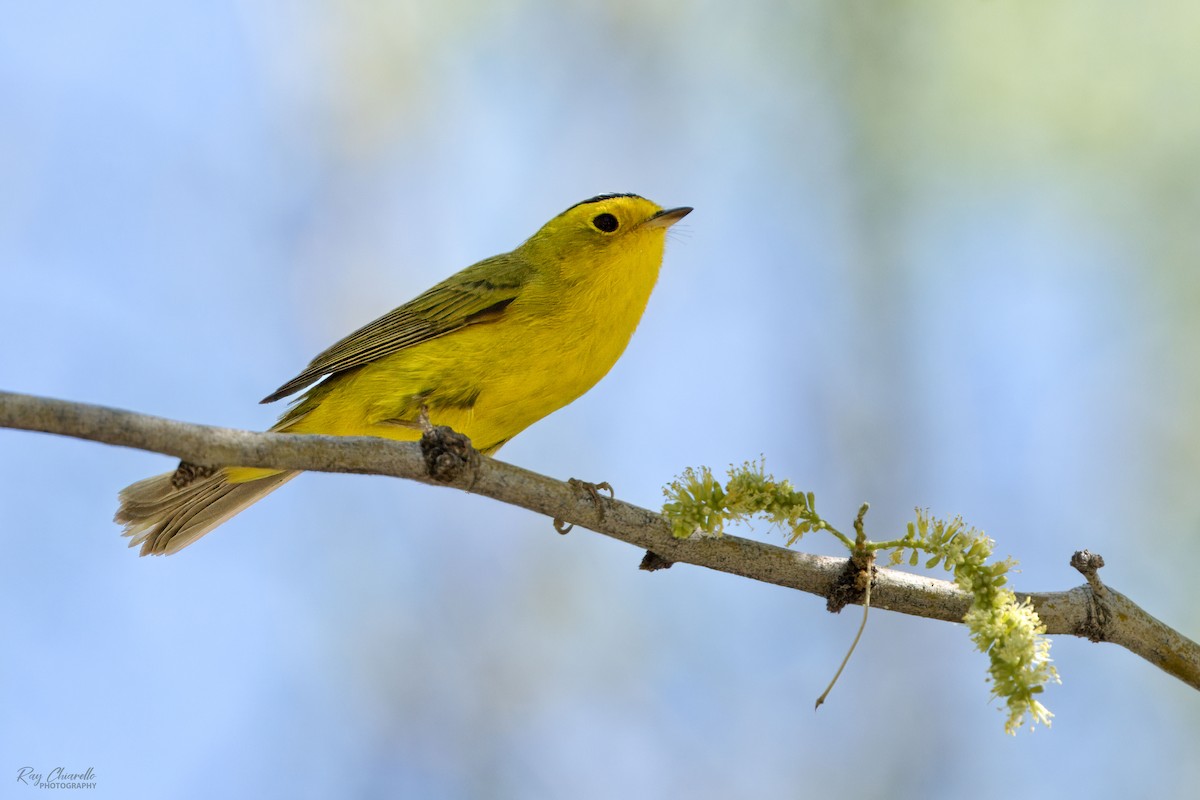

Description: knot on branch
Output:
[639,550,675,572]
[1070,550,1106,592]
[826,551,876,614]
[1071,549,1112,642]
[419,424,479,484]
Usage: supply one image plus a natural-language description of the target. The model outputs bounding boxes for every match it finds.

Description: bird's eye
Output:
[592,213,619,233]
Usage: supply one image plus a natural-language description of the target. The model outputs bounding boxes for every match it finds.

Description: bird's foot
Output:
[553,478,614,534]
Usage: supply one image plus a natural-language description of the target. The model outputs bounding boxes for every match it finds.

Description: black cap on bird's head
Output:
[557,193,692,232]
[564,192,644,212]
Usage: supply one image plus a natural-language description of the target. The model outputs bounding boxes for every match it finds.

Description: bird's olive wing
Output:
[261,254,533,403]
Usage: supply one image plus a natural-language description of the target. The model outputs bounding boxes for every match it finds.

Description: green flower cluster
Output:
[661,460,833,546]
[661,462,1058,733]
[898,511,1059,734]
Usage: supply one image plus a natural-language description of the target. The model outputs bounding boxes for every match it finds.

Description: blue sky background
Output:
[3,2,1199,798]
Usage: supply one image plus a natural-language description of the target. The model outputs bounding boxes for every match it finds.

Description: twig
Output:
[1,389,1198,692]
[815,552,874,710]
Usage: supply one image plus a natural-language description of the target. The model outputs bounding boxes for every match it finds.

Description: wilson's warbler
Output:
[116,193,691,555]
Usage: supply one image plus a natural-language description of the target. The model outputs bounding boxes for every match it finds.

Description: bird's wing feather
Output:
[261,253,533,403]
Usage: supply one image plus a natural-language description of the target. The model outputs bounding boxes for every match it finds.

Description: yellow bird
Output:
[116,193,691,555]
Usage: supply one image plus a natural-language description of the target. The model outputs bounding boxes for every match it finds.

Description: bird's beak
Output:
[642,206,693,229]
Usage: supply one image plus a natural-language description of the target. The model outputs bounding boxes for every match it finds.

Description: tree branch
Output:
[2,389,1198,692]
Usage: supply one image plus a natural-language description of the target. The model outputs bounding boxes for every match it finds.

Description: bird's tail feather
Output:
[115,467,297,556]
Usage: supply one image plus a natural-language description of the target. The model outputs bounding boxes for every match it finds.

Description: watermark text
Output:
[15,766,97,790]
